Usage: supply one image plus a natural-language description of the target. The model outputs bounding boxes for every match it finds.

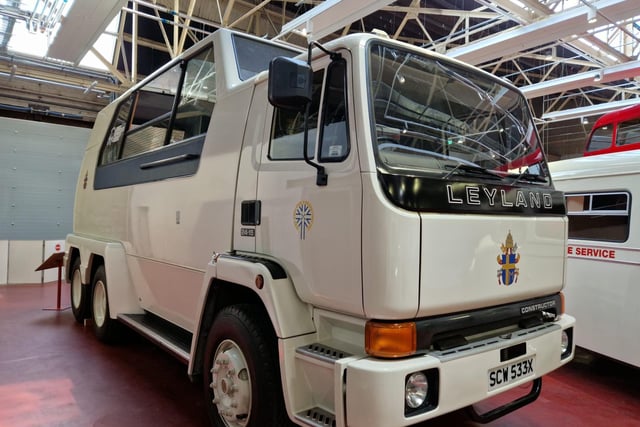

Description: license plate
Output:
[488,357,535,391]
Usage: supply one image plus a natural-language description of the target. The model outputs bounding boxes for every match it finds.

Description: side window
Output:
[566,192,630,242]
[616,118,640,147]
[319,59,349,162]
[173,48,216,141]
[95,45,215,189]
[101,96,133,165]
[269,69,324,160]
[122,63,182,159]
[586,125,613,153]
[99,45,216,166]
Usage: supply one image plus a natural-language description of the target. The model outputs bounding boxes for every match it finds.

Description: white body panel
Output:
[419,215,566,316]
[551,151,640,367]
[361,174,421,318]
[254,53,364,316]
[124,84,252,330]
[255,143,364,315]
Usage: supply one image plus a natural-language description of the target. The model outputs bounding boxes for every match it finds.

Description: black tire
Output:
[91,265,119,343]
[70,258,89,323]
[203,304,292,427]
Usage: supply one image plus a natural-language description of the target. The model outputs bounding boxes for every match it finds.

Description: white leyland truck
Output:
[65,29,575,427]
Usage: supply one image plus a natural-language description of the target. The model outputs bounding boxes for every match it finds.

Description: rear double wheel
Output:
[70,258,89,323]
[91,265,119,343]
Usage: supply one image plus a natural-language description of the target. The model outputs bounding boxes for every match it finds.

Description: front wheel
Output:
[203,305,291,427]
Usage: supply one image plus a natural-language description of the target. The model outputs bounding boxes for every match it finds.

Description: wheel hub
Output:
[72,270,82,308]
[210,340,251,426]
[93,280,106,327]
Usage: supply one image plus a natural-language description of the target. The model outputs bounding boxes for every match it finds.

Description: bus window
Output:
[566,192,630,242]
[616,117,640,147]
[584,104,640,156]
[585,125,613,153]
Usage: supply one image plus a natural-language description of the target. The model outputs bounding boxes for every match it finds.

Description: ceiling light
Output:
[594,69,603,82]
[587,7,597,24]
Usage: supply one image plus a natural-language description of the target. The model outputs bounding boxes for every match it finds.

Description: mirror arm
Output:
[302,42,330,186]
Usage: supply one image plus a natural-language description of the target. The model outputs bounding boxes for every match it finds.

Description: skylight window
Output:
[1,0,117,71]
[79,14,120,71]
[6,0,74,58]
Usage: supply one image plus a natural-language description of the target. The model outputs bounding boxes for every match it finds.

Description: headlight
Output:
[405,372,428,409]
[561,330,570,355]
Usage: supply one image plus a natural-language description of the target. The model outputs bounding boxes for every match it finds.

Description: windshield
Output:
[368,42,548,185]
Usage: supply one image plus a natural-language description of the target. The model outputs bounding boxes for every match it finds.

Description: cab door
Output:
[255,53,364,316]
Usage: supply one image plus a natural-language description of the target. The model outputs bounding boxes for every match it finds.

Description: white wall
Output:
[0,240,66,285]
[7,240,42,284]
[0,241,8,285]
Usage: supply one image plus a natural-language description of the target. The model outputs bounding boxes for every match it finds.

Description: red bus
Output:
[584,104,640,156]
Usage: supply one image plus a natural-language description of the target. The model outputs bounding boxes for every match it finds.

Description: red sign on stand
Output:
[36,252,69,311]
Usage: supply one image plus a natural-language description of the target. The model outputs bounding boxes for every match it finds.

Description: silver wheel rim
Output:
[71,268,82,309]
[93,280,107,327]
[210,339,251,427]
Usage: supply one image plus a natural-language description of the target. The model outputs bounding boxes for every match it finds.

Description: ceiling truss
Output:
[0,0,638,158]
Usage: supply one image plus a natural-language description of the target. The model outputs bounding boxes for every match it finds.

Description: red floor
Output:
[1,282,639,427]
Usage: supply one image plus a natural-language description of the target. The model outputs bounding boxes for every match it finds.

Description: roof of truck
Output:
[549,150,640,181]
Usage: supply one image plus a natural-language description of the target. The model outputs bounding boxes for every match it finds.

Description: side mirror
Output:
[268,57,312,111]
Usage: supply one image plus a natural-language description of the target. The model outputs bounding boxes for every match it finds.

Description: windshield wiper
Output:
[507,172,548,184]
[443,163,504,181]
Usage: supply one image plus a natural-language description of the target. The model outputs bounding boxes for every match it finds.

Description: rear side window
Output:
[122,64,181,159]
[566,192,630,242]
[99,46,216,166]
[232,34,299,80]
[95,45,215,189]
[172,48,217,141]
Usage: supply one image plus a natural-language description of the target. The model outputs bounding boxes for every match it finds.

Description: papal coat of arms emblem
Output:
[497,231,520,286]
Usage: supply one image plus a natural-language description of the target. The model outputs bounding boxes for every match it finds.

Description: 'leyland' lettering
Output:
[446,184,553,209]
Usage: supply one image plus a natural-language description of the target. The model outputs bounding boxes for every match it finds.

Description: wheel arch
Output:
[188,254,315,378]
[190,279,266,378]
[64,235,141,318]
[64,246,103,285]
[66,247,81,282]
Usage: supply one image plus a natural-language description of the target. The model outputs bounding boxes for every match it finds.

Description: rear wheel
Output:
[91,266,119,343]
[70,258,89,323]
[203,304,291,427]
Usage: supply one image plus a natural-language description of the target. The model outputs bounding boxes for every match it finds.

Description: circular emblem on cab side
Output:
[293,201,313,240]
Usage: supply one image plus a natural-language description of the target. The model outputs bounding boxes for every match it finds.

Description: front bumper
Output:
[344,314,575,427]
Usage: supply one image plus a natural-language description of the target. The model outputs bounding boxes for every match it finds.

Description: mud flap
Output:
[466,378,542,423]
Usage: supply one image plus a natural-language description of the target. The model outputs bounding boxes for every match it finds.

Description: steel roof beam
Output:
[446,0,637,65]
[276,0,394,41]
[521,60,640,99]
[541,97,640,121]
[47,0,127,65]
